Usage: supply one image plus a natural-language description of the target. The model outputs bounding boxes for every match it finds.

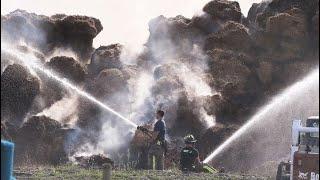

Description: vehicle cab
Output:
[291,116,319,180]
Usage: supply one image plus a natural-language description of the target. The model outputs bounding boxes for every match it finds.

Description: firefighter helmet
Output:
[184,134,197,143]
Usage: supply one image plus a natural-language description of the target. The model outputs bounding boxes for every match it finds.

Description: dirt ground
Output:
[13,164,271,180]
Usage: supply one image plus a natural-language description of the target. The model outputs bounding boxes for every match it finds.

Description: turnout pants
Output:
[148,142,165,170]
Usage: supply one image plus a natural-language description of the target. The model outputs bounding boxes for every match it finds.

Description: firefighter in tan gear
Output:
[137,110,167,170]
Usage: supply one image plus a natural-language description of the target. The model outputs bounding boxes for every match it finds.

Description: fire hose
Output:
[136,126,153,139]
[137,126,169,155]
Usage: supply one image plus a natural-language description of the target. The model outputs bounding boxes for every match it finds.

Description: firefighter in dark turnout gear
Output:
[180,134,218,173]
[180,134,200,172]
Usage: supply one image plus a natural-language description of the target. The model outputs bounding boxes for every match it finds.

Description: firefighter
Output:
[147,110,166,170]
[180,134,218,173]
[180,134,201,172]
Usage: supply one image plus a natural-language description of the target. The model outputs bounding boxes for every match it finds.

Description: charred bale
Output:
[87,44,123,77]
[15,116,68,165]
[1,10,103,61]
[202,0,242,23]
[46,56,86,83]
[1,64,40,125]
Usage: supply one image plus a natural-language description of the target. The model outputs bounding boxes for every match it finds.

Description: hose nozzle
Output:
[137,126,149,133]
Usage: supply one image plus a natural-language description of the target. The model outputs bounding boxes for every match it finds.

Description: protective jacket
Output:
[180,146,199,171]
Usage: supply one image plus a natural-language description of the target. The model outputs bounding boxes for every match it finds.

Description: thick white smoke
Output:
[79,19,220,156]
[124,20,217,129]
[1,1,220,160]
[36,93,79,124]
[128,72,154,124]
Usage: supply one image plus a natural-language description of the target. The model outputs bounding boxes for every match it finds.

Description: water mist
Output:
[1,45,137,128]
[204,68,319,164]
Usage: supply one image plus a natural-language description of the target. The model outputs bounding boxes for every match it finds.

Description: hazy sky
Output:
[1,0,262,50]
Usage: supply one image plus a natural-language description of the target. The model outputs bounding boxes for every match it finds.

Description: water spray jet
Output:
[203,68,319,164]
[1,46,138,128]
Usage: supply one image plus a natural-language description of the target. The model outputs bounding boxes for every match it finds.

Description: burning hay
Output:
[74,154,114,168]
[1,0,319,175]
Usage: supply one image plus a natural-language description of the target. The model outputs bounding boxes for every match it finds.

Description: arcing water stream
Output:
[203,68,319,164]
[2,44,319,168]
[1,46,138,128]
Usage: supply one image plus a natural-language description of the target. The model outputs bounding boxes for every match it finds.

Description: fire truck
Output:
[276,116,319,180]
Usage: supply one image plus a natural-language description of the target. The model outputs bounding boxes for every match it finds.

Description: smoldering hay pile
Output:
[1,9,102,62]
[1,0,319,173]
